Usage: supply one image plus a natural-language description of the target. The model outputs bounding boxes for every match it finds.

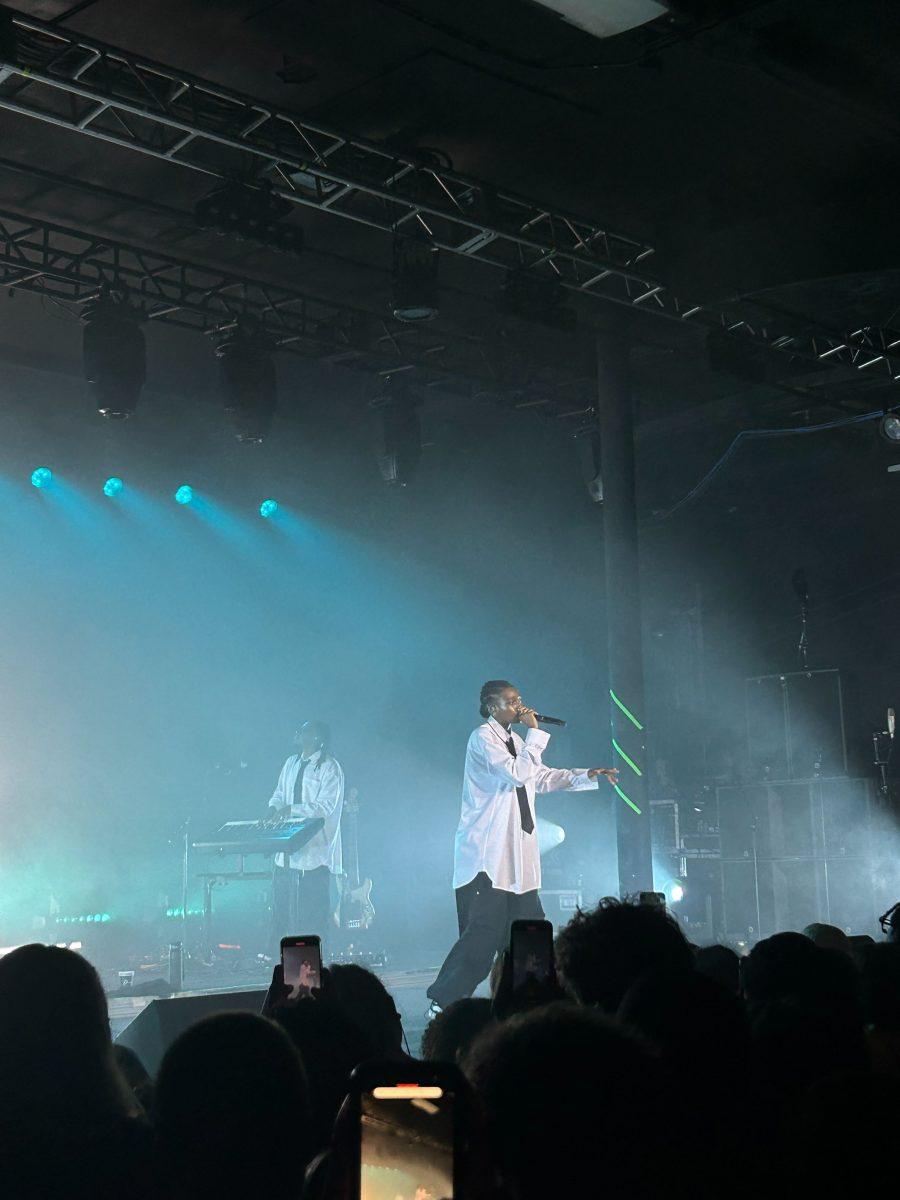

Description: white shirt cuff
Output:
[524,727,551,751]
[564,769,598,791]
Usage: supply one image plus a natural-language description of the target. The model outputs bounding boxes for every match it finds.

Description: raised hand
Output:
[514,704,539,729]
[587,767,619,784]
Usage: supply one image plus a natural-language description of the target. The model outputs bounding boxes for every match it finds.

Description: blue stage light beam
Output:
[103,476,124,498]
[259,499,278,518]
[174,485,194,505]
[31,467,53,488]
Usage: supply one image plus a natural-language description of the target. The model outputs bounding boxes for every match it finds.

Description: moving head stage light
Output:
[371,375,423,487]
[392,236,439,323]
[216,323,278,444]
[195,180,303,254]
[82,294,146,419]
[880,412,900,444]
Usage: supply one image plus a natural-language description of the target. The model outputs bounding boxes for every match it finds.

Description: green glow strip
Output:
[612,737,643,777]
[609,688,644,731]
[613,784,642,815]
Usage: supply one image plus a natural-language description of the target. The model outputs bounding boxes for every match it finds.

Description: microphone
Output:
[888,708,896,739]
[534,713,567,727]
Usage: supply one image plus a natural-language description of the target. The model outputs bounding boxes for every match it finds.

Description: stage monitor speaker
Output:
[819,777,872,858]
[821,858,878,935]
[720,858,828,941]
[718,782,819,860]
[745,669,846,780]
[115,988,266,1075]
[541,888,583,931]
[717,778,872,862]
[650,800,679,854]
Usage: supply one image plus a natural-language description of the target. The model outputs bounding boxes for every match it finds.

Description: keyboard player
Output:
[267,721,344,953]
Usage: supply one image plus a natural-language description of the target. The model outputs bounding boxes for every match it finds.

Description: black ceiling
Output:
[1,0,899,427]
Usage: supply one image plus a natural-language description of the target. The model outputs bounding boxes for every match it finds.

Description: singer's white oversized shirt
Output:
[268,750,343,873]
[453,717,598,895]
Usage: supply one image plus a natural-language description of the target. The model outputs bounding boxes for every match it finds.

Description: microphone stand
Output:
[750,802,762,940]
[180,814,190,942]
[797,601,809,670]
[873,727,893,798]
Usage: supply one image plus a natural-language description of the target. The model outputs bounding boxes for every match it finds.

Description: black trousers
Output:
[270,865,332,955]
[427,872,545,1009]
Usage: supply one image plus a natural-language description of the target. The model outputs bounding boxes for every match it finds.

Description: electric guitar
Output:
[338,787,375,930]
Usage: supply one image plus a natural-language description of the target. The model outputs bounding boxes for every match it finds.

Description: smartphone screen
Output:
[280,936,321,999]
[360,1082,454,1200]
[510,919,554,991]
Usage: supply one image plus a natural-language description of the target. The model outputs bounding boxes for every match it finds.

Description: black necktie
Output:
[292,757,311,809]
[506,736,535,834]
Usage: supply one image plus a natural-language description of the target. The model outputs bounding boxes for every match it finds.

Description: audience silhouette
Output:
[1,897,897,1200]
[155,1011,311,1199]
[421,997,494,1064]
[555,894,693,1011]
[0,944,155,1199]
[464,1002,667,1200]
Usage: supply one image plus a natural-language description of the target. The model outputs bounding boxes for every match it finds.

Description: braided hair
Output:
[300,720,332,765]
[479,680,514,719]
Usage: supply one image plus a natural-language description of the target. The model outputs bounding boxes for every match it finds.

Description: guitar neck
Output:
[344,791,362,889]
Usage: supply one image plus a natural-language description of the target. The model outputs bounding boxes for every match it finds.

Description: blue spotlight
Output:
[259,498,278,518]
[174,485,194,505]
[31,467,53,489]
[103,476,124,498]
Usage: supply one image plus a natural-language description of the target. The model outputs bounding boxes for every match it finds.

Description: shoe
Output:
[425,1000,442,1022]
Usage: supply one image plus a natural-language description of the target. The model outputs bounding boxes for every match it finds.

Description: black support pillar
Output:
[597,331,654,895]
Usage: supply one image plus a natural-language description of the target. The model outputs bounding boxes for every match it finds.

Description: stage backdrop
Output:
[0,303,616,963]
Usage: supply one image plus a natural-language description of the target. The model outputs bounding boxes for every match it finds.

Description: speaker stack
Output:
[115,988,267,1074]
[712,669,875,940]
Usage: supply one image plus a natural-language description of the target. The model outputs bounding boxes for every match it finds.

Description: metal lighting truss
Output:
[0,9,899,387]
[0,206,594,410]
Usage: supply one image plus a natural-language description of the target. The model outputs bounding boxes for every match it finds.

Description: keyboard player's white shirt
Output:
[268,750,343,873]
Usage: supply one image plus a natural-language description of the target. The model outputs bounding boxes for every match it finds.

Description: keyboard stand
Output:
[199,860,272,960]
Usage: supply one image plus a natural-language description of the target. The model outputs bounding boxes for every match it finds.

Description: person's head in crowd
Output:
[0,943,133,1128]
[619,967,752,1179]
[741,931,819,1013]
[746,935,866,1097]
[554,896,693,1012]
[860,942,900,1033]
[464,1003,666,1200]
[327,963,406,1057]
[859,943,900,1075]
[112,1043,154,1113]
[741,931,858,1014]
[802,922,854,959]
[880,900,900,944]
[618,967,750,1083]
[0,944,156,1199]
[800,1071,900,1196]
[274,994,372,1149]
[694,943,741,994]
[421,998,493,1064]
[155,1011,311,1200]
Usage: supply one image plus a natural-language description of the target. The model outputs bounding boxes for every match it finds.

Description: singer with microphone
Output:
[426,679,618,1013]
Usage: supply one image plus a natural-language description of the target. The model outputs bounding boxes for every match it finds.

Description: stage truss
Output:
[0,207,597,415]
[0,9,898,391]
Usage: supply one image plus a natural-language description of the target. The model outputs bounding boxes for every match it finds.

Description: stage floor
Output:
[108,965,442,1053]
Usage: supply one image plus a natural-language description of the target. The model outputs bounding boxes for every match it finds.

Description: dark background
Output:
[1,0,899,958]
[0,293,616,959]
